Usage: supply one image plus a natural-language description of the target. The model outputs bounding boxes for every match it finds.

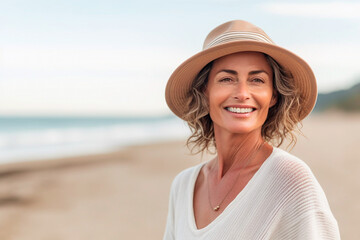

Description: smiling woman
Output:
[163,20,340,239]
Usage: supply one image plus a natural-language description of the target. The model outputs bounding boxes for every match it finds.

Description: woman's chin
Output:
[221,125,262,135]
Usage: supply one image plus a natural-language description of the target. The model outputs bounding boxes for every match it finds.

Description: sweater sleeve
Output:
[269,209,340,239]
[292,210,340,239]
[163,178,177,240]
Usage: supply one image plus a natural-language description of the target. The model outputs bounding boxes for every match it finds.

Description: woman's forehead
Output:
[211,52,272,74]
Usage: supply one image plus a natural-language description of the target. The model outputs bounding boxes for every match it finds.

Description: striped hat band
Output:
[204,31,274,50]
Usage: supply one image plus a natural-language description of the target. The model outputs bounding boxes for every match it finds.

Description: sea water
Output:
[0,115,190,164]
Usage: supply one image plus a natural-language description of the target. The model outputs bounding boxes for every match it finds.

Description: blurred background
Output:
[0,0,359,239]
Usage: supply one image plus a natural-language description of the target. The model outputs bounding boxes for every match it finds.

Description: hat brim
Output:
[165,40,317,120]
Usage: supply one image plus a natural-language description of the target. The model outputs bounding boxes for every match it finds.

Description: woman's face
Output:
[206,51,276,135]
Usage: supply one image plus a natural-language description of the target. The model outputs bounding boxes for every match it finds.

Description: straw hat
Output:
[165,20,317,120]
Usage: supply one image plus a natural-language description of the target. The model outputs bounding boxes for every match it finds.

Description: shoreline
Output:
[0,111,356,170]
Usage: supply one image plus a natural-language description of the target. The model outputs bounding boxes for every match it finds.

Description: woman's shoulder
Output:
[169,162,205,193]
[263,148,339,237]
[265,147,331,210]
[268,147,315,180]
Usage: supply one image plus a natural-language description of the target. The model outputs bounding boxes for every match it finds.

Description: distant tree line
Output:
[314,81,360,112]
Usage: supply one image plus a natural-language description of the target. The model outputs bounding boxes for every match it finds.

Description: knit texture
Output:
[163,148,340,240]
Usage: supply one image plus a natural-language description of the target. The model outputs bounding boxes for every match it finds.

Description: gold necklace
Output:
[207,142,265,212]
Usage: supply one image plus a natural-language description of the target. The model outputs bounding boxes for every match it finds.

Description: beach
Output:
[0,113,359,240]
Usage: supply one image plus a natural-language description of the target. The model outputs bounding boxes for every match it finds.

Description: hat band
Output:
[204,31,274,50]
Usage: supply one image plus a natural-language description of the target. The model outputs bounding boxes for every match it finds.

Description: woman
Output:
[164,20,340,239]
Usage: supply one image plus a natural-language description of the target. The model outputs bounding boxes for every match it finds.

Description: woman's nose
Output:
[233,81,250,101]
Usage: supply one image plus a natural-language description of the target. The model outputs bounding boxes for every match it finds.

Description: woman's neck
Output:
[212,127,264,179]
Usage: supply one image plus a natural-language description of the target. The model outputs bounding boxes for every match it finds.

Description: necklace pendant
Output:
[213,205,220,211]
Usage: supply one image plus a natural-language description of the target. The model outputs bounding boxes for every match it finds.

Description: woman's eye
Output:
[219,77,233,82]
[252,78,264,83]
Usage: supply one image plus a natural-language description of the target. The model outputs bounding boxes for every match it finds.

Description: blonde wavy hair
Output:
[183,53,303,153]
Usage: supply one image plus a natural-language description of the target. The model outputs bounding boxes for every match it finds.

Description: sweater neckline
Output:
[187,147,278,234]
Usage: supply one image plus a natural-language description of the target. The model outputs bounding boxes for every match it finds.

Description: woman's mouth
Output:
[225,107,255,114]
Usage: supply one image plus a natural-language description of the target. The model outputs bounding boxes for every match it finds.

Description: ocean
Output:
[0,115,190,164]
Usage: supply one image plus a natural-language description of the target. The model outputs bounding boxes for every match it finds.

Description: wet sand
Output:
[0,113,359,239]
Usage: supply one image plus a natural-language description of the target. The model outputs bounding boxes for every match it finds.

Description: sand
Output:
[0,113,359,240]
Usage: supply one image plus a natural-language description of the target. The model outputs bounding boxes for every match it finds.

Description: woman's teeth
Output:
[226,107,254,113]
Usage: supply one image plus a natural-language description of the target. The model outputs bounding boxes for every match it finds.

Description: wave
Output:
[0,116,189,163]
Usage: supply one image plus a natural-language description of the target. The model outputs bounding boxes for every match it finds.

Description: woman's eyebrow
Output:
[216,69,270,76]
[216,69,237,75]
[249,70,270,76]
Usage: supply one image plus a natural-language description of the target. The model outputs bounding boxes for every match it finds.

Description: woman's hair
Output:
[183,53,303,154]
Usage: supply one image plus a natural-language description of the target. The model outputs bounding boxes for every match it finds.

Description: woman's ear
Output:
[204,85,209,99]
[270,91,277,108]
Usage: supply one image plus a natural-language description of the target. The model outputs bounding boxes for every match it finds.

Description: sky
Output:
[1,0,360,116]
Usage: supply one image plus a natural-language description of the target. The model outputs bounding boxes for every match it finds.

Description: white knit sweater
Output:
[163,148,340,240]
